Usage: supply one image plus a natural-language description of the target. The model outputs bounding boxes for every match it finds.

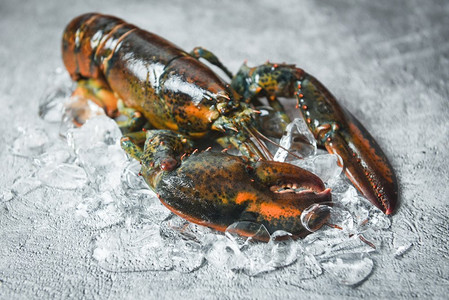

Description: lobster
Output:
[61,13,397,238]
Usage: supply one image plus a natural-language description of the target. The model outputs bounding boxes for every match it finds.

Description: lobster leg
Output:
[120,131,146,161]
[116,100,147,134]
[67,78,118,126]
[69,77,147,133]
[72,79,118,117]
[190,46,233,79]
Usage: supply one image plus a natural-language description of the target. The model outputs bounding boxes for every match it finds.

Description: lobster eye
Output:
[160,157,178,171]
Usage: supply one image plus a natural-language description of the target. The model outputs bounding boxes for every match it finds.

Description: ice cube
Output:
[33,145,71,168]
[225,221,271,244]
[0,188,14,203]
[77,192,124,229]
[66,115,122,154]
[274,118,317,162]
[269,232,298,268]
[121,160,150,192]
[367,208,391,230]
[39,68,73,123]
[321,254,374,286]
[239,243,276,276]
[394,243,413,258]
[62,96,106,131]
[37,163,87,190]
[39,87,71,123]
[203,235,246,271]
[77,143,128,191]
[289,245,323,280]
[11,127,49,158]
[292,154,342,182]
[92,224,172,272]
[160,215,214,243]
[169,238,205,273]
[300,204,332,233]
[11,176,42,196]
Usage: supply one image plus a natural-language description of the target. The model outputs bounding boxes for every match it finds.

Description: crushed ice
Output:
[7,69,405,285]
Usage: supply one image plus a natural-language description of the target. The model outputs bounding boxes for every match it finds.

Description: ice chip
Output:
[137,196,171,225]
[39,68,73,123]
[367,209,391,230]
[274,117,316,162]
[225,221,271,243]
[11,176,42,196]
[39,86,71,123]
[290,245,323,280]
[77,192,124,229]
[301,204,332,233]
[204,235,246,271]
[394,243,413,258]
[66,115,122,154]
[293,154,342,182]
[321,254,374,286]
[169,239,205,273]
[12,127,49,158]
[269,232,297,268]
[63,96,106,129]
[92,224,172,272]
[121,160,149,191]
[0,188,14,203]
[37,163,87,190]
[33,146,71,168]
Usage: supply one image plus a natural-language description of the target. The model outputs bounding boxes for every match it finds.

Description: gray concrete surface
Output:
[1,0,448,299]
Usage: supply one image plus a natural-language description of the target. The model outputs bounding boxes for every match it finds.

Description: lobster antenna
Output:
[251,127,304,161]
[243,125,274,160]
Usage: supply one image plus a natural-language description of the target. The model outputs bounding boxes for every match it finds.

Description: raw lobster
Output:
[61,13,397,238]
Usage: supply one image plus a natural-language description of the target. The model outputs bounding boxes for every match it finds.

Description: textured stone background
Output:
[1,0,448,298]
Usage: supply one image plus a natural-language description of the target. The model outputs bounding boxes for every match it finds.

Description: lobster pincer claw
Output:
[122,130,332,240]
[297,73,398,215]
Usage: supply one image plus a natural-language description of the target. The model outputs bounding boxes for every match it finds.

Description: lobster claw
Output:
[298,73,398,214]
[324,110,398,214]
[123,130,332,239]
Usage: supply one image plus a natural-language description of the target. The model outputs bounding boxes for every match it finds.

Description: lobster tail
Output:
[62,13,128,80]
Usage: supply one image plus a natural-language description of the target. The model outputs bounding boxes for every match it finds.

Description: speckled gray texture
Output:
[1,0,448,299]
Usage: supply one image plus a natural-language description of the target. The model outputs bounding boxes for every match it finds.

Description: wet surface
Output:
[1,0,448,298]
